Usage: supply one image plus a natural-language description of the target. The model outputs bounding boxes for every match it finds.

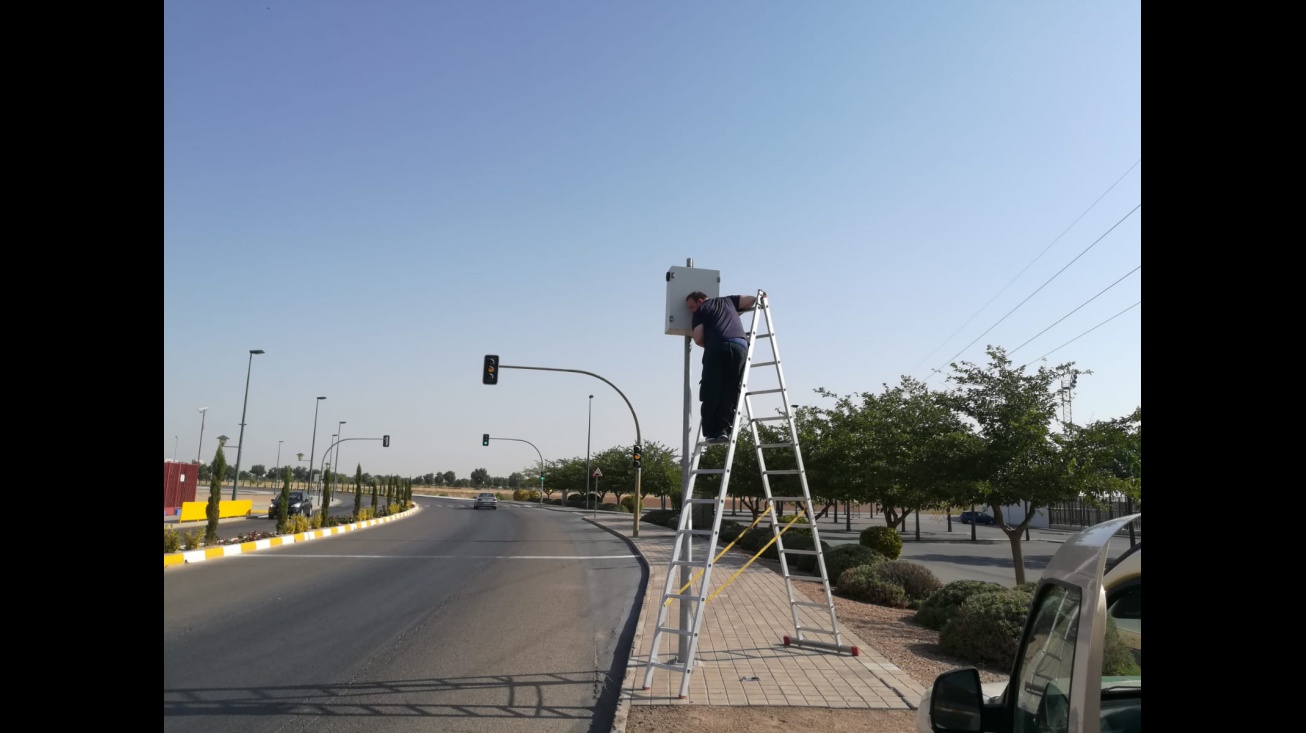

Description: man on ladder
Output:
[685,290,762,444]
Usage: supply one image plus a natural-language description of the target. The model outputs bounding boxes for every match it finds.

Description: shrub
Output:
[670,490,682,510]
[823,544,886,587]
[872,560,942,602]
[512,489,528,501]
[164,528,182,554]
[599,502,620,511]
[717,521,745,544]
[772,532,830,572]
[1103,617,1140,676]
[776,514,809,524]
[838,565,910,608]
[914,580,1007,630]
[496,492,509,500]
[527,490,541,501]
[356,507,375,522]
[621,495,637,511]
[310,514,324,529]
[642,509,679,527]
[183,529,202,550]
[388,503,402,515]
[286,515,310,534]
[859,525,903,559]
[939,590,1032,669]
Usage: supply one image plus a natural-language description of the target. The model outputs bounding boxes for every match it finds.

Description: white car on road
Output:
[474,492,498,510]
[917,514,1141,733]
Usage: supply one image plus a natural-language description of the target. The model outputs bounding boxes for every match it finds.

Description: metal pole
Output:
[307,396,326,505]
[231,349,264,500]
[679,256,693,664]
[173,436,178,460]
[586,395,593,511]
[335,421,346,494]
[275,440,283,481]
[196,408,207,464]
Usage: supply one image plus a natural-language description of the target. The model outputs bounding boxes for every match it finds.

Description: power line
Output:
[1021,301,1141,368]
[910,158,1141,374]
[924,202,1141,383]
[1009,265,1140,355]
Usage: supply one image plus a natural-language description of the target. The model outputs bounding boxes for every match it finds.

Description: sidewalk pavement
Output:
[579,513,926,732]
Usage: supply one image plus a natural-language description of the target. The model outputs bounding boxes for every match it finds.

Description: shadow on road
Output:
[909,553,1055,570]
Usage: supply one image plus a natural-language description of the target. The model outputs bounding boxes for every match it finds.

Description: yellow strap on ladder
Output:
[705,513,805,604]
[662,501,774,607]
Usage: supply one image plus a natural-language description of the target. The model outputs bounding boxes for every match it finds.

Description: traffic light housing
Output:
[482,434,490,447]
[483,355,499,385]
[382,435,390,448]
[632,444,642,468]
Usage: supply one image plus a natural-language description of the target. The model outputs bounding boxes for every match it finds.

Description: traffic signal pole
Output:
[486,362,643,537]
[481,436,545,506]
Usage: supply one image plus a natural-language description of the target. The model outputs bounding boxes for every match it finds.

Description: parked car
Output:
[474,492,498,510]
[958,510,995,525]
[916,514,1141,733]
[267,490,313,518]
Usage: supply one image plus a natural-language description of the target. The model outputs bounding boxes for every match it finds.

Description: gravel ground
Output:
[626,555,1009,733]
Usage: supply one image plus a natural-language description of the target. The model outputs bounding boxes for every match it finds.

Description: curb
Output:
[163,504,420,568]
[581,515,657,733]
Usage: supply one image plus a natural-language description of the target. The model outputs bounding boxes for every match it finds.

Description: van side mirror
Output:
[930,668,983,732]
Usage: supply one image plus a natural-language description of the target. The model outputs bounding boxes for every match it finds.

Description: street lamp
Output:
[173,436,178,460]
[231,349,265,499]
[335,421,346,492]
[307,396,327,504]
[586,395,594,511]
[275,440,284,484]
[196,407,208,463]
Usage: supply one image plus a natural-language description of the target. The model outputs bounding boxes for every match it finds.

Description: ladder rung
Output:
[781,549,821,555]
[670,560,708,567]
[665,593,704,602]
[649,661,688,672]
[747,388,784,395]
[794,627,840,636]
[685,498,721,504]
[691,468,725,475]
[656,627,694,637]
[793,600,833,609]
[753,360,778,367]
[676,529,716,537]
[759,442,797,449]
[763,469,801,475]
[752,415,788,422]
[784,574,827,582]
[756,332,774,339]
[768,496,811,502]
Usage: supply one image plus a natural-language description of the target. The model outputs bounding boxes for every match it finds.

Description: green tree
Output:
[370,478,379,513]
[470,468,490,487]
[277,466,291,532]
[353,464,363,519]
[205,444,227,545]
[942,346,1088,584]
[320,468,333,523]
[250,464,267,486]
[1063,407,1141,503]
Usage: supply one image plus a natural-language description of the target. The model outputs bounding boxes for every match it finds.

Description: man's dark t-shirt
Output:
[691,296,746,349]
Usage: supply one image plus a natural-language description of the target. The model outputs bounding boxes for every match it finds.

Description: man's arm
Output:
[691,324,705,347]
[736,295,758,311]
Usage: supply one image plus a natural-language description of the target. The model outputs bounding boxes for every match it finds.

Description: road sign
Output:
[592,468,603,478]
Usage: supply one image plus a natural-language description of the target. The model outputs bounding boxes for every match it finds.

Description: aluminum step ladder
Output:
[640,290,851,700]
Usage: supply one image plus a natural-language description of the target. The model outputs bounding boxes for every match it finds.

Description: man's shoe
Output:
[705,434,730,444]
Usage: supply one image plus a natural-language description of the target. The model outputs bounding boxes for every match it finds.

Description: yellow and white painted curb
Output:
[164,505,420,569]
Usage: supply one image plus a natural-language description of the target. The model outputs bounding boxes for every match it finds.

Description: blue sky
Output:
[164,1,1141,481]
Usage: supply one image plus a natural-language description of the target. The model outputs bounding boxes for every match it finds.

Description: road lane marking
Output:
[243,554,638,560]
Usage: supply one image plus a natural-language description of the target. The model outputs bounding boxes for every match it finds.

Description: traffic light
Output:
[382,435,390,448]
[632,444,642,468]
[482,354,499,385]
[482,434,490,447]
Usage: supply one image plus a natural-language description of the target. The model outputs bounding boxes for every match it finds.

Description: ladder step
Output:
[691,468,725,475]
[649,661,688,672]
[793,600,834,609]
[763,469,801,475]
[784,574,827,582]
[656,627,694,637]
[747,388,784,395]
[753,361,778,367]
[752,415,788,422]
[794,627,840,636]
[759,442,797,449]
[768,496,811,502]
[675,529,716,537]
[685,498,722,504]
[665,593,704,602]
[781,549,821,555]
[756,332,774,339]
[670,560,708,567]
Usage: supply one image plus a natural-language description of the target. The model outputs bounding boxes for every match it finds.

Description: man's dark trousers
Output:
[701,340,748,438]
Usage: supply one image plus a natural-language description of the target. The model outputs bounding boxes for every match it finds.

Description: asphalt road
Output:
[164,496,645,733]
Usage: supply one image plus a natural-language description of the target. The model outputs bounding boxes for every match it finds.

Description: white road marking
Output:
[245,554,638,560]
